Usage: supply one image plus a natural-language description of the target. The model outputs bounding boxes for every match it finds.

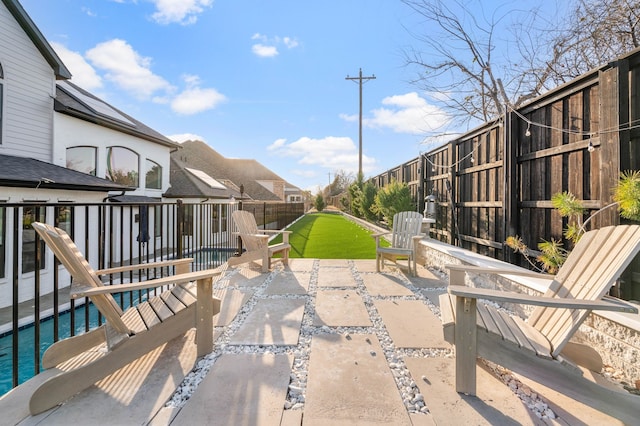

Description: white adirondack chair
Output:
[228,210,291,272]
[440,225,640,424]
[372,211,424,276]
[24,222,224,415]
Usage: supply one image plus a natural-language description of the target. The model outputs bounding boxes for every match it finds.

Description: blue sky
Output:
[20,0,559,192]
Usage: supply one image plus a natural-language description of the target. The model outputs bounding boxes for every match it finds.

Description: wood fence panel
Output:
[599,67,622,226]
[369,50,637,272]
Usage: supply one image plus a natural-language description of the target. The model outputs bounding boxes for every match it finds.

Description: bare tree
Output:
[324,169,354,197]
[535,0,640,86]
[402,0,543,126]
[403,0,640,128]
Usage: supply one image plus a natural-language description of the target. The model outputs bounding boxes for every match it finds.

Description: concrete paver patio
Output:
[0,259,624,425]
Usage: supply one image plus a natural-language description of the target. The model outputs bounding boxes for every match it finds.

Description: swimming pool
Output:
[0,302,100,395]
[0,295,144,396]
[178,247,236,267]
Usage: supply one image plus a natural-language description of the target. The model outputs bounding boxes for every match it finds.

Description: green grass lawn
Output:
[272,212,388,259]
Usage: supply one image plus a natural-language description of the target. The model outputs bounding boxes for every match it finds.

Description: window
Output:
[56,206,71,234]
[154,205,162,237]
[0,207,5,278]
[22,207,46,274]
[183,204,194,236]
[106,147,139,187]
[0,62,3,145]
[212,206,219,233]
[66,146,97,175]
[145,159,162,189]
[221,205,228,232]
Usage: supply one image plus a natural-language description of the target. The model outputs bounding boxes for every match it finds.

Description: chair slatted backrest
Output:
[32,222,131,335]
[232,211,266,252]
[390,211,424,250]
[527,225,640,357]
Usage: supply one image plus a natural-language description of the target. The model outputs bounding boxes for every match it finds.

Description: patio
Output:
[0,259,623,425]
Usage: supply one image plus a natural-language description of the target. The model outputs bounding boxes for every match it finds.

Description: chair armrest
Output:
[95,258,194,276]
[261,230,292,235]
[71,268,225,299]
[446,264,554,279]
[261,229,291,243]
[371,232,389,238]
[447,285,638,313]
[372,232,390,248]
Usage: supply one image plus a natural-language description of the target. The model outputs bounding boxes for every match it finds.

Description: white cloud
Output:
[341,92,451,135]
[167,133,206,143]
[150,0,213,25]
[267,138,287,150]
[171,87,226,115]
[339,113,357,123]
[170,74,226,115]
[252,44,278,58]
[251,33,299,58]
[267,136,375,174]
[81,7,97,17]
[51,42,103,90]
[86,39,172,100]
[283,37,299,49]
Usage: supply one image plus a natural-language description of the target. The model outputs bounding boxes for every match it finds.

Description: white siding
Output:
[54,114,174,197]
[0,2,56,161]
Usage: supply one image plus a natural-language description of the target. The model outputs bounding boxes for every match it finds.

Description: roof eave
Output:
[0,179,133,192]
[2,0,71,80]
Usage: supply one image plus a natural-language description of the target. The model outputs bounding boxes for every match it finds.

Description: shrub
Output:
[314,193,325,212]
[371,180,413,226]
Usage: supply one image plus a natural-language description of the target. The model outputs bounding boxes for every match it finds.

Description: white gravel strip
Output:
[165,260,558,421]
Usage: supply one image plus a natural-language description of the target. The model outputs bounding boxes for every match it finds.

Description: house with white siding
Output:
[0,0,181,307]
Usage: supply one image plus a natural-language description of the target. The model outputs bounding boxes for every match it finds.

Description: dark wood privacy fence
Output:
[370,48,640,299]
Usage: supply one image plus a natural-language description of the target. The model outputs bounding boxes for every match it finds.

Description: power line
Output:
[346,68,375,178]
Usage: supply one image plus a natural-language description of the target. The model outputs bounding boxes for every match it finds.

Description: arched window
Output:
[145,159,162,189]
[66,146,97,175]
[106,146,139,187]
[0,62,4,145]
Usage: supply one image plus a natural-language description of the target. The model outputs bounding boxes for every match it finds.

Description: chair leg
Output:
[262,249,269,272]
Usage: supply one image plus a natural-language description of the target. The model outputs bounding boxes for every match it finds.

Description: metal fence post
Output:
[177,199,183,258]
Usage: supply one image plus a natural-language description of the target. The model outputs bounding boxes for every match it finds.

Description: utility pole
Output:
[346,68,375,178]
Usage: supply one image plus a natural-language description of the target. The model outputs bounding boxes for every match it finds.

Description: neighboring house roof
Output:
[164,157,241,199]
[0,154,130,192]
[170,140,302,201]
[2,0,71,79]
[55,81,180,150]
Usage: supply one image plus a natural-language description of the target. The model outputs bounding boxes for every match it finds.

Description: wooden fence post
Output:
[503,111,519,263]
[599,65,623,226]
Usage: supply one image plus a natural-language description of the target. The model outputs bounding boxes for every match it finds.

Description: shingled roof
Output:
[168,140,301,201]
[55,81,180,149]
[164,157,241,199]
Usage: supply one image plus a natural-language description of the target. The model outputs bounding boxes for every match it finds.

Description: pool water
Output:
[0,295,143,396]
[183,247,235,266]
